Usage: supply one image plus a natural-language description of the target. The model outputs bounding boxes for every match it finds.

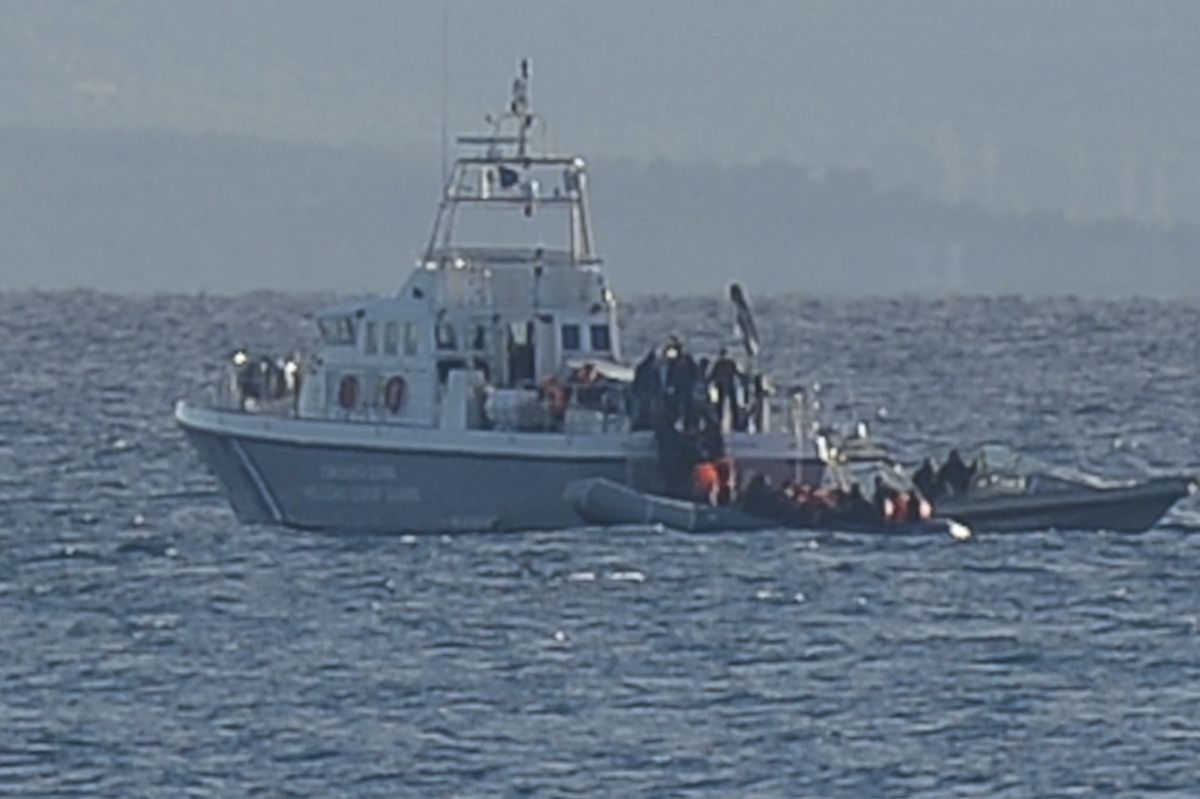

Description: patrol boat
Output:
[175,63,814,533]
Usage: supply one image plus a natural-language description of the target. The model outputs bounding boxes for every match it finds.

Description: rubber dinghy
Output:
[564,478,972,539]
[913,445,1197,533]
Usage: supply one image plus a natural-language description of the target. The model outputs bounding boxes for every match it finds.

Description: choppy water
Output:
[2,290,1200,797]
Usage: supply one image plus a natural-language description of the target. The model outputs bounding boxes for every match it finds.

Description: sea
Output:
[2,290,1200,797]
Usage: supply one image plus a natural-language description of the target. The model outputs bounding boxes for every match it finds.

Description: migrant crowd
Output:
[739,472,934,529]
[630,337,770,434]
[606,334,977,530]
[733,449,977,530]
[633,335,761,510]
[637,335,935,530]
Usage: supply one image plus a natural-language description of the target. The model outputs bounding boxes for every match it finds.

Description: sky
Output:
[1,1,1199,293]
[3,1,1199,219]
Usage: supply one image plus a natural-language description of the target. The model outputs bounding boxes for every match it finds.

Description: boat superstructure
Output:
[176,62,815,532]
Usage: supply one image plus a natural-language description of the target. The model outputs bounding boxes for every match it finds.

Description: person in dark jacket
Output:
[665,343,700,431]
[936,449,976,497]
[740,473,815,526]
[708,348,741,431]
[630,349,662,429]
[654,422,704,499]
[839,483,879,526]
[912,458,937,499]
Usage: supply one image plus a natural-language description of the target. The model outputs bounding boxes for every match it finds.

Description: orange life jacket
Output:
[692,461,721,505]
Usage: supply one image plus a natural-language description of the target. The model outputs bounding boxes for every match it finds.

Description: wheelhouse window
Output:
[364,321,379,355]
[561,323,581,351]
[436,321,458,351]
[383,322,399,355]
[404,322,420,355]
[317,315,356,346]
[589,323,611,352]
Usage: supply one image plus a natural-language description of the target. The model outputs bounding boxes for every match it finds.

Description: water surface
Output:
[2,291,1199,797]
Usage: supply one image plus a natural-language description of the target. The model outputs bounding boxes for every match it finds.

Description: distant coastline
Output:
[0,127,1195,297]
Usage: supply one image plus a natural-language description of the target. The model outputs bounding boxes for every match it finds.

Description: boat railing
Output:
[212,375,299,418]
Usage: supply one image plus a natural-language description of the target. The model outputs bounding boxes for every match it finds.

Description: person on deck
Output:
[708,348,742,432]
[631,349,662,430]
[665,341,700,432]
[748,373,770,432]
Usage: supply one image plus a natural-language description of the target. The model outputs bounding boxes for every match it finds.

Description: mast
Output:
[511,58,532,159]
[419,59,599,270]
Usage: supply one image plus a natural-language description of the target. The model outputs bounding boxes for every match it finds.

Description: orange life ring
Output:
[338,375,359,410]
[383,376,406,413]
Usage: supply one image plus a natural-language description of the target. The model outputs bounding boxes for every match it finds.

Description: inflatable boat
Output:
[564,478,972,539]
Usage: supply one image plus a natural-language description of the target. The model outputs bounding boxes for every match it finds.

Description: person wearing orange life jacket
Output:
[691,460,721,506]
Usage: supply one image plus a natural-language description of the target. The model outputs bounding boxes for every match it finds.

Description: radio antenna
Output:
[439,2,449,187]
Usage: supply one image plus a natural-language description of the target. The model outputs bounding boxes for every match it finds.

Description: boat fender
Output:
[338,375,359,410]
[383,376,407,413]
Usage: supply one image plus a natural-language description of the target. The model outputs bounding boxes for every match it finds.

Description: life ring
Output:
[337,375,359,410]
[383,376,406,414]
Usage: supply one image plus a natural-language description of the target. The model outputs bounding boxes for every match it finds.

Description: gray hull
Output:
[937,477,1193,533]
[176,403,811,533]
[182,424,637,532]
[565,478,767,531]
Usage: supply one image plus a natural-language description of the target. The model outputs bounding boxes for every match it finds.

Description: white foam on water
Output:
[607,570,646,583]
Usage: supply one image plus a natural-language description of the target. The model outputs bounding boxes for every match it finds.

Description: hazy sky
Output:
[3,1,1199,222]
[3,1,1200,296]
